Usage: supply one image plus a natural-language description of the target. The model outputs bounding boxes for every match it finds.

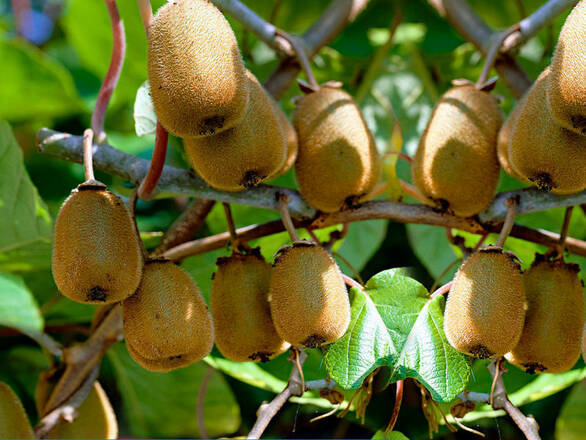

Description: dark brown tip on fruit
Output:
[434,198,451,213]
[168,354,183,361]
[241,171,264,188]
[570,115,586,132]
[302,334,326,348]
[529,173,555,192]
[478,245,503,254]
[77,180,107,191]
[145,258,169,265]
[249,351,273,363]
[469,345,493,359]
[344,194,364,209]
[87,286,108,302]
[523,362,547,375]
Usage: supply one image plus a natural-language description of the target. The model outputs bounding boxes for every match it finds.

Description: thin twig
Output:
[136,0,152,34]
[223,202,241,249]
[430,281,453,299]
[279,194,300,242]
[430,258,461,292]
[197,366,215,439]
[496,196,518,248]
[385,380,404,432]
[275,29,318,90]
[400,181,427,203]
[138,121,168,200]
[556,206,573,255]
[501,0,578,54]
[333,251,365,286]
[19,329,63,357]
[92,0,126,144]
[82,129,95,182]
[341,273,364,290]
[476,25,519,88]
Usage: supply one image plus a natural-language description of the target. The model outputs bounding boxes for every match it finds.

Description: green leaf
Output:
[556,380,586,440]
[325,269,470,402]
[134,81,157,136]
[0,121,52,271]
[335,220,388,275]
[373,430,410,440]
[406,224,459,281]
[107,342,240,438]
[0,38,81,120]
[0,272,43,332]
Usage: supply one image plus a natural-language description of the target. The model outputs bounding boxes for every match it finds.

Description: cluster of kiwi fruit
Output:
[148,0,381,211]
[444,244,584,374]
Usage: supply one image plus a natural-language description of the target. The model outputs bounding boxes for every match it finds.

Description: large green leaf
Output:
[556,380,586,440]
[0,121,52,271]
[325,269,470,402]
[0,273,43,333]
[0,38,81,120]
[107,342,240,438]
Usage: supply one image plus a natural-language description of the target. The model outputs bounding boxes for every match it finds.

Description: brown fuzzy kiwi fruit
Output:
[412,84,503,216]
[122,260,214,371]
[0,381,34,439]
[269,241,350,347]
[547,0,586,135]
[184,70,286,191]
[52,183,143,304]
[444,246,526,359]
[148,0,248,137]
[497,92,529,180]
[273,102,298,177]
[292,86,381,213]
[505,256,584,374]
[509,68,586,194]
[36,372,118,439]
[211,250,289,362]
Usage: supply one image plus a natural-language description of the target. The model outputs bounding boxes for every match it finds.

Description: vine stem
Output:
[476,24,519,88]
[274,29,319,91]
[92,0,126,144]
[556,206,573,255]
[138,121,168,200]
[19,329,63,357]
[342,273,364,290]
[196,366,215,439]
[496,196,518,248]
[136,0,152,34]
[430,281,453,299]
[82,128,95,182]
[223,202,241,249]
[279,194,300,242]
[385,380,404,432]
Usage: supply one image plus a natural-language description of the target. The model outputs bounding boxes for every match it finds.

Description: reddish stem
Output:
[385,380,404,432]
[137,0,152,35]
[400,180,427,204]
[383,151,413,164]
[341,273,364,290]
[430,281,453,299]
[92,0,126,144]
[138,121,168,199]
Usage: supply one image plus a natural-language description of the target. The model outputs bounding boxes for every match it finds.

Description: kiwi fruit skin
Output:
[52,186,143,305]
[211,251,289,362]
[273,101,298,177]
[509,68,586,194]
[505,257,584,374]
[36,373,118,439]
[0,381,35,439]
[148,0,248,138]
[122,260,214,371]
[184,70,286,191]
[547,0,586,135]
[412,84,503,217]
[497,92,529,180]
[292,86,381,213]
[444,246,526,359]
[269,241,350,348]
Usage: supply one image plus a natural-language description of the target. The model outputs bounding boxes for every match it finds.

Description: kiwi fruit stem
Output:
[279,194,300,242]
[554,206,573,256]
[83,128,96,182]
[495,196,518,248]
[138,121,168,200]
[222,202,245,252]
[275,30,318,91]
[137,0,152,33]
[475,25,518,89]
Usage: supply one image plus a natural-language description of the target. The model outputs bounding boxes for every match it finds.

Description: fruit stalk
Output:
[138,121,168,200]
[82,128,95,183]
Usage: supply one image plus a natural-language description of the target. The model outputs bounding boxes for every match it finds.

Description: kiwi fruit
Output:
[184,70,287,191]
[509,68,586,194]
[211,250,289,362]
[0,381,34,439]
[547,0,586,135]
[505,256,584,374]
[52,183,143,304]
[444,246,526,359]
[273,101,298,177]
[292,86,381,213]
[412,84,503,217]
[148,0,248,138]
[269,241,350,347]
[36,372,118,439]
[123,260,214,371]
[496,92,529,180]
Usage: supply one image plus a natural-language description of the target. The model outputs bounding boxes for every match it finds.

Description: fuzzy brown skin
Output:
[444,246,526,359]
[148,0,249,138]
[497,92,529,181]
[184,70,286,191]
[122,261,214,371]
[510,68,586,194]
[273,101,298,177]
[412,85,503,217]
[0,382,34,439]
[505,258,584,374]
[269,241,350,347]
[125,341,207,373]
[547,0,586,135]
[36,374,118,439]
[211,252,289,362]
[52,187,143,305]
[292,86,381,213]
[582,325,586,364]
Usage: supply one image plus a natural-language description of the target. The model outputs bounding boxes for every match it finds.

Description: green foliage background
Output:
[0,0,584,438]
